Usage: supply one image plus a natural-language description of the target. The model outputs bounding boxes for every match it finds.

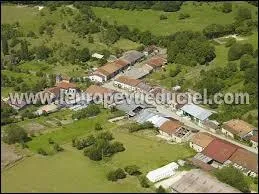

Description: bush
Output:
[110,141,125,153]
[48,138,55,144]
[3,124,28,144]
[156,185,167,193]
[124,165,142,176]
[37,148,48,156]
[84,147,102,161]
[96,131,113,141]
[53,143,64,152]
[138,175,150,188]
[94,123,103,131]
[225,37,236,47]
[107,168,126,181]
[160,14,168,20]
[178,13,190,20]
[228,43,253,61]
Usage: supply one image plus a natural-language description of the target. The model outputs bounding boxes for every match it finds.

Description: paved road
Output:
[103,81,258,154]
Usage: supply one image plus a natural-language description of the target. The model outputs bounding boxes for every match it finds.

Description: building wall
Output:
[114,81,136,92]
[221,128,235,138]
[89,75,104,83]
[251,140,258,149]
[189,142,203,152]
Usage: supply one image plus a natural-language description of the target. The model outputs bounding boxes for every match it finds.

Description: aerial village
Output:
[3,44,258,193]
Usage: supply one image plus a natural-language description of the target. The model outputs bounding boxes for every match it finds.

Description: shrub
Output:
[110,141,125,153]
[124,165,142,176]
[84,147,102,161]
[37,148,48,156]
[138,175,150,188]
[225,37,236,47]
[3,124,28,144]
[160,14,168,20]
[48,138,54,144]
[107,168,127,181]
[94,123,103,131]
[96,131,113,141]
[178,13,190,20]
[156,185,167,193]
[53,143,64,152]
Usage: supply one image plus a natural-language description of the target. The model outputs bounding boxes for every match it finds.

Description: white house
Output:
[114,76,142,92]
[146,162,179,183]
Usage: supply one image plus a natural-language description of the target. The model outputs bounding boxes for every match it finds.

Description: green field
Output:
[93,2,257,36]
[2,111,195,192]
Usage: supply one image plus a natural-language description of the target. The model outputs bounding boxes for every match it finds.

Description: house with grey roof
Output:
[180,103,213,127]
[122,50,145,65]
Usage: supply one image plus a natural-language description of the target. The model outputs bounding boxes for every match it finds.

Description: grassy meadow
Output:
[2,110,195,192]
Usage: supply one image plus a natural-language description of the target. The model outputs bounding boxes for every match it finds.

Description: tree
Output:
[178,13,190,20]
[214,166,250,193]
[225,37,236,47]
[3,124,28,144]
[79,47,90,62]
[88,35,94,43]
[222,3,232,13]
[240,54,255,71]
[34,45,52,60]
[236,7,252,21]
[228,43,253,61]
[2,36,9,55]
[124,165,141,176]
[156,185,167,193]
[19,40,30,60]
[48,138,54,144]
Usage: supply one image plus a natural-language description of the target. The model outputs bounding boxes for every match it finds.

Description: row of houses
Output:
[189,132,258,177]
[89,50,145,83]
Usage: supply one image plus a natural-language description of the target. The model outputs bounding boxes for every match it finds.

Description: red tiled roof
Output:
[202,139,239,163]
[56,81,77,89]
[159,120,183,135]
[85,85,116,96]
[45,86,60,97]
[146,56,167,68]
[250,134,258,143]
[191,132,216,148]
[115,76,142,87]
[229,148,258,173]
[222,119,256,137]
[114,59,129,68]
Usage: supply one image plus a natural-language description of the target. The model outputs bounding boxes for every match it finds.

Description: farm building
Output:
[114,76,142,91]
[85,85,118,108]
[91,53,104,59]
[133,109,163,124]
[145,56,167,71]
[89,59,130,83]
[159,120,191,143]
[36,103,59,115]
[189,132,216,152]
[123,65,153,79]
[200,139,238,168]
[180,103,213,127]
[221,119,256,139]
[169,169,241,193]
[122,50,144,65]
[203,120,220,133]
[115,99,154,117]
[146,162,179,183]
[228,148,258,177]
[249,133,258,149]
[56,81,78,96]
